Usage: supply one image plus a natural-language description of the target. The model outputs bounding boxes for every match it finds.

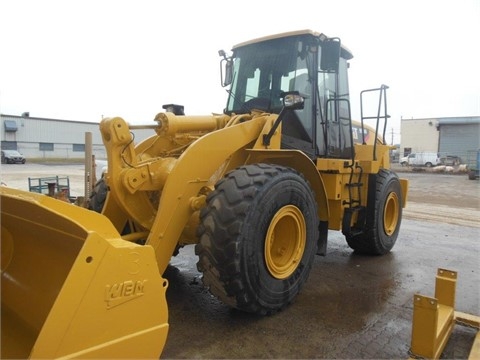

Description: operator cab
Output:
[220,30,354,160]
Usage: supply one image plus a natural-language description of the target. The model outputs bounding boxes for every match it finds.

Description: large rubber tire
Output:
[195,164,319,315]
[88,178,108,213]
[346,169,402,255]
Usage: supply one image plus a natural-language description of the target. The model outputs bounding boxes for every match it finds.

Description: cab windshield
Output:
[225,35,316,115]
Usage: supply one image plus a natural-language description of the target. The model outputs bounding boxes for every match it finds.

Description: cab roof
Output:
[232,29,353,60]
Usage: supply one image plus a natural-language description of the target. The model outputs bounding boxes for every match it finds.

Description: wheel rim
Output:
[383,192,399,236]
[264,205,306,279]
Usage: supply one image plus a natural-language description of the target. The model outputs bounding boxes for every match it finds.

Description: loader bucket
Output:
[1,187,169,359]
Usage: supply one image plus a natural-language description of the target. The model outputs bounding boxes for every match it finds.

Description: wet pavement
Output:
[162,220,479,359]
[1,164,479,358]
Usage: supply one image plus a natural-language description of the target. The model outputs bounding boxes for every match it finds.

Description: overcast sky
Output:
[1,0,479,143]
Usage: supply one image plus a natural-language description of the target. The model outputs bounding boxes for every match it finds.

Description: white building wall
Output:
[400,118,439,156]
[20,118,104,144]
[1,114,154,160]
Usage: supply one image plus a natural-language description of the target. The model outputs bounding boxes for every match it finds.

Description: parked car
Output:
[1,150,26,164]
[400,152,441,167]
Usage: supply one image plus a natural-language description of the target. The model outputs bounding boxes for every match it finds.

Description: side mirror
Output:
[281,91,305,110]
[320,38,341,72]
[262,91,305,146]
[219,50,233,87]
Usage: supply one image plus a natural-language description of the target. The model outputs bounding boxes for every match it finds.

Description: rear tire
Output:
[346,169,402,255]
[88,178,108,213]
[196,163,318,315]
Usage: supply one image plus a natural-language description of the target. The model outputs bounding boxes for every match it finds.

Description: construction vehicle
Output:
[1,29,408,358]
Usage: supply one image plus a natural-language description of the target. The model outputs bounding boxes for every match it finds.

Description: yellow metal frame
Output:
[409,268,480,359]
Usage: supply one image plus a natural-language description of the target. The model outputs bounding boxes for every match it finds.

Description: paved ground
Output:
[1,163,479,359]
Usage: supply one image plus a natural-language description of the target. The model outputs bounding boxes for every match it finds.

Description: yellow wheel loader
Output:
[1,30,408,358]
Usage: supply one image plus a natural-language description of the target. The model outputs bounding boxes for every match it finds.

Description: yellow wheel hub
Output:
[264,205,306,279]
[383,192,399,236]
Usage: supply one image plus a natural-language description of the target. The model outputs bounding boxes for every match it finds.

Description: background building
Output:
[400,116,480,162]
[1,113,153,160]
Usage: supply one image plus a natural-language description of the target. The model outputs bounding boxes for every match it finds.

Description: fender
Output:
[245,149,329,222]
[245,149,330,256]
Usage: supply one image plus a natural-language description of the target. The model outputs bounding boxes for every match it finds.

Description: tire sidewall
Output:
[374,174,402,253]
[88,178,108,213]
[238,171,318,308]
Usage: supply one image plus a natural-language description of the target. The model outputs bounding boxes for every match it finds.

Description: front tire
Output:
[196,164,318,315]
[346,169,403,255]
